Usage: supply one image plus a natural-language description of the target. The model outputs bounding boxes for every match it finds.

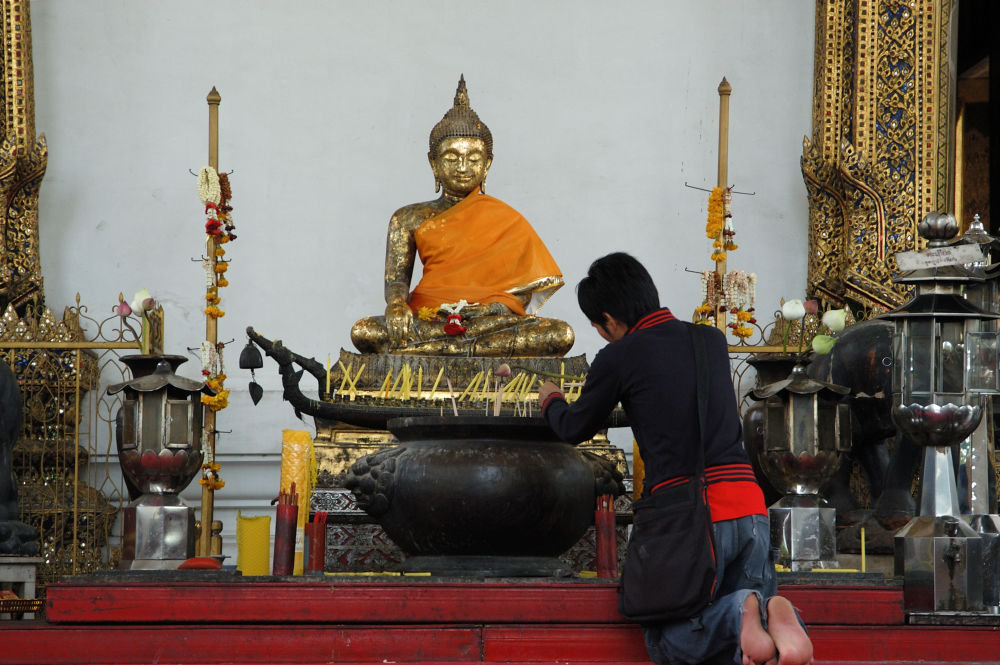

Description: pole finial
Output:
[207,87,221,105]
[718,77,732,95]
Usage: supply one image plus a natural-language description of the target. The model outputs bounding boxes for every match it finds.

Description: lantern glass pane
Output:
[166,400,191,447]
[937,321,966,393]
[966,331,999,393]
[121,399,138,448]
[905,331,933,403]
[764,400,787,452]
[836,403,852,451]
[789,396,815,454]
[141,395,162,449]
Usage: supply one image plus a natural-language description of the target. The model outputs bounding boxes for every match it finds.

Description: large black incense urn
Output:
[345,416,622,576]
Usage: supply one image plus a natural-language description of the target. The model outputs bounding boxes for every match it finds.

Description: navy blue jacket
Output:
[542,308,755,497]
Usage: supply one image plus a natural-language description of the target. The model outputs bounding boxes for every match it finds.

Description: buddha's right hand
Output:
[385,299,414,347]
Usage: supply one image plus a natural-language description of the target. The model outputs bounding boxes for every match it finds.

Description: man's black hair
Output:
[576,252,660,330]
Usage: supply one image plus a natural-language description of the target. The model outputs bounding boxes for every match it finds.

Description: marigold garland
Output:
[200,461,225,490]
[705,187,724,239]
[196,166,238,491]
[417,306,436,321]
[696,185,753,334]
[202,389,230,412]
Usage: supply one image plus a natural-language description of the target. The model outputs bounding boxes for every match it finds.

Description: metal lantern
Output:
[108,355,214,570]
[886,212,1000,612]
[749,363,851,571]
[951,213,1000,609]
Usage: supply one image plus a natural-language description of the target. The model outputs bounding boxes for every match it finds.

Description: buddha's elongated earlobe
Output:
[435,177,441,193]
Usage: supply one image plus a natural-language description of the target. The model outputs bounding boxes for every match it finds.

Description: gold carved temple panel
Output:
[803,0,956,311]
[0,0,46,313]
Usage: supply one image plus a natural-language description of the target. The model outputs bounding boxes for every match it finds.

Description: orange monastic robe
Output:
[409,192,563,316]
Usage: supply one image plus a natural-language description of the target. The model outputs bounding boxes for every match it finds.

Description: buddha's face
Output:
[430,137,492,197]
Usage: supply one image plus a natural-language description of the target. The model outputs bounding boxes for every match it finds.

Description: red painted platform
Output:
[1,576,999,664]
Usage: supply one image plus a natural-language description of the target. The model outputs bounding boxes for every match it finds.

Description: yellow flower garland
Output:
[705,187,724,239]
[201,389,230,412]
[199,461,225,490]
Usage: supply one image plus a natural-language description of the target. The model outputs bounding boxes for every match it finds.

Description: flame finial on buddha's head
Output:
[429,75,493,160]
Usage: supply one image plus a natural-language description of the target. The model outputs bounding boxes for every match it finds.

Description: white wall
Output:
[29,0,815,560]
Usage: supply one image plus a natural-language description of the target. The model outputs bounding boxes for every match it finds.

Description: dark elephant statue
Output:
[805,317,926,552]
[0,359,39,555]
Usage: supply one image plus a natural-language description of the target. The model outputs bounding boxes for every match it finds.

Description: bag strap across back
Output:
[688,322,709,479]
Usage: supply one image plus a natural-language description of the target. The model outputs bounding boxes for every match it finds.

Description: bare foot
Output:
[766,596,813,665]
[740,594,776,665]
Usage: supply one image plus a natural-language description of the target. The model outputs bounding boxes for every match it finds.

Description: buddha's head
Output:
[429,75,493,197]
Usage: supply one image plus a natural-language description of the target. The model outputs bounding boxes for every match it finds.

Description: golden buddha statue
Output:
[351,76,574,357]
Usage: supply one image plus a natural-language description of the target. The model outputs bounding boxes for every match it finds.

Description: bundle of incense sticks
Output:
[272,482,299,575]
[272,481,299,507]
[306,511,328,573]
[594,493,617,578]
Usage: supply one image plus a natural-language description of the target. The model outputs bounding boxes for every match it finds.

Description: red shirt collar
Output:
[627,308,676,335]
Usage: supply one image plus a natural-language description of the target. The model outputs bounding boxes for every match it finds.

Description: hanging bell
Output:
[239,340,263,370]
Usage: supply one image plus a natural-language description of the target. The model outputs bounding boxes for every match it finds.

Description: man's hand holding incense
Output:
[537,380,561,406]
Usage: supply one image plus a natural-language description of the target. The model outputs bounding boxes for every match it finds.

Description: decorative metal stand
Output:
[749,362,851,571]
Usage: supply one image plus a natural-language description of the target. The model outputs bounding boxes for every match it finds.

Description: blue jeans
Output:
[642,513,776,665]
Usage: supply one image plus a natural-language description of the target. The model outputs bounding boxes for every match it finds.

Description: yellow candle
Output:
[390,366,404,398]
[429,367,444,399]
[338,361,351,393]
[523,374,537,400]
[505,373,524,402]
[417,366,423,400]
[402,364,411,401]
[380,369,392,397]
[860,526,866,573]
[459,371,483,402]
[350,364,365,401]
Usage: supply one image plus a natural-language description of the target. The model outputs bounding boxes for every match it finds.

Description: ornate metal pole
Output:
[198,87,221,557]
[714,77,731,334]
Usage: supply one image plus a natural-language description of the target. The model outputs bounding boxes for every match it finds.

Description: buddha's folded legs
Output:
[351,315,574,357]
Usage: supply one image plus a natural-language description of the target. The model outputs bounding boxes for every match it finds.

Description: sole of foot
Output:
[740,594,776,665]
[767,596,814,665]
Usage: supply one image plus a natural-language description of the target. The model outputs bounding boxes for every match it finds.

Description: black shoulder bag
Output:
[618,322,717,624]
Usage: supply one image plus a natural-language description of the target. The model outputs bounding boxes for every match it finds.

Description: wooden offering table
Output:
[1,573,999,664]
